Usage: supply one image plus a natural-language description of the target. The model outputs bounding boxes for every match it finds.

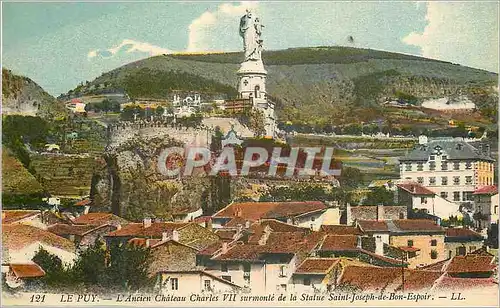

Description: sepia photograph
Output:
[1,1,499,306]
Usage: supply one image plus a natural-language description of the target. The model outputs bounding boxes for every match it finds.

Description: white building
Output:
[421,96,476,111]
[399,136,494,205]
[473,185,499,229]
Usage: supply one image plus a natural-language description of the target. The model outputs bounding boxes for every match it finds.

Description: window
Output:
[221,264,228,272]
[430,250,438,260]
[429,177,436,185]
[429,161,436,171]
[311,216,316,222]
[279,265,287,277]
[495,206,498,215]
[469,246,477,253]
[441,162,448,170]
[465,176,472,185]
[463,192,474,201]
[456,246,466,256]
[417,177,424,184]
[441,177,448,185]
[405,163,412,171]
[431,239,437,246]
[399,213,405,219]
[171,278,179,290]
[440,192,448,199]
[429,155,435,161]
[304,278,311,286]
[417,163,423,171]
[407,240,414,247]
[442,155,447,160]
[453,192,460,201]
[204,280,211,291]
[421,197,427,204]
[453,162,460,170]
[465,162,472,170]
[453,176,460,185]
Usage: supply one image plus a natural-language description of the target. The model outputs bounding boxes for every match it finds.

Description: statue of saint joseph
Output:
[239,9,263,62]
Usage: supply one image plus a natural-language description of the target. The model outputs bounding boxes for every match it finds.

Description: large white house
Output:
[399,136,495,205]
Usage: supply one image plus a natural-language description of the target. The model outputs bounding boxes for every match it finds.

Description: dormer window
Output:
[441,155,447,160]
[456,144,463,150]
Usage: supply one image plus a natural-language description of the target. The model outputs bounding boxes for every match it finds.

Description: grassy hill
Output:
[2,149,43,195]
[67,46,498,127]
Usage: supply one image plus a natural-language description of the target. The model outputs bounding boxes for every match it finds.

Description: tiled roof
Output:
[9,263,46,278]
[445,255,496,273]
[396,270,443,291]
[357,220,389,232]
[445,228,483,242]
[48,224,103,237]
[338,266,402,291]
[224,217,248,228]
[320,225,363,235]
[397,183,435,195]
[198,241,224,256]
[390,219,444,233]
[213,201,326,221]
[106,222,189,238]
[473,185,498,195]
[192,216,211,223]
[73,212,128,226]
[419,259,450,272]
[433,276,498,291]
[213,202,279,220]
[214,229,238,240]
[260,220,309,232]
[2,210,40,224]
[319,235,359,251]
[263,201,327,219]
[295,258,340,274]
[400,140,494,162]
[74,198,92,207]
[3,224,75,252]
[213,243,264,262]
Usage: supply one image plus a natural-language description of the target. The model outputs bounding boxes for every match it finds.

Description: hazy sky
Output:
[3,1,499,96]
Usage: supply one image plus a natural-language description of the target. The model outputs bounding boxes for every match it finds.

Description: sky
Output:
[2,1,499,96]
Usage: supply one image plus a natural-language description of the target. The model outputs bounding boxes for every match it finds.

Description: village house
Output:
[2,224,76,266]
[444,228,484,258]
[291,258,341,293]
[2,210,46,229]
[156,270,241,295]
[399,136,494,205]
[212,201,329,231]
[397,182,461,219]
[47,223,116,251]
[346,204,407,226]
[72,212,129,227]
[473,185,498,229]
[105,219,219,250]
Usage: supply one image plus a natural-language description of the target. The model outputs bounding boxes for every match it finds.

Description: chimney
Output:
[145,239,151,247]
[485,144,491,156]
[245,220,250,229]
[377,205,385,221]
[84,205,90,215]
[162,232,169,242]
[143,217,152,228]
[346,203,352,225]
[221,242,228,254]
[356,236,362,249]
[375,236,383,256]
[205,218,213,231]
[172,230,179,242]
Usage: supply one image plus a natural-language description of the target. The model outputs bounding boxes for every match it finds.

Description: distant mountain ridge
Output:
[65,46,498,126]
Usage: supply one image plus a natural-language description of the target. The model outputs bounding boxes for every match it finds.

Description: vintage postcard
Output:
[1,1,499,307]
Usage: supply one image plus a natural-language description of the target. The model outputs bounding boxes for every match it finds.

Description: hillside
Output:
[68,46,498,127]
[2,149,43,196]
[2,68,66,119]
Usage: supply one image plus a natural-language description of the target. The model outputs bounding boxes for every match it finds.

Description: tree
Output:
[155,106,165,117]
[32,248,73,289]
[363,186,395,205]
[339,166,363,189]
